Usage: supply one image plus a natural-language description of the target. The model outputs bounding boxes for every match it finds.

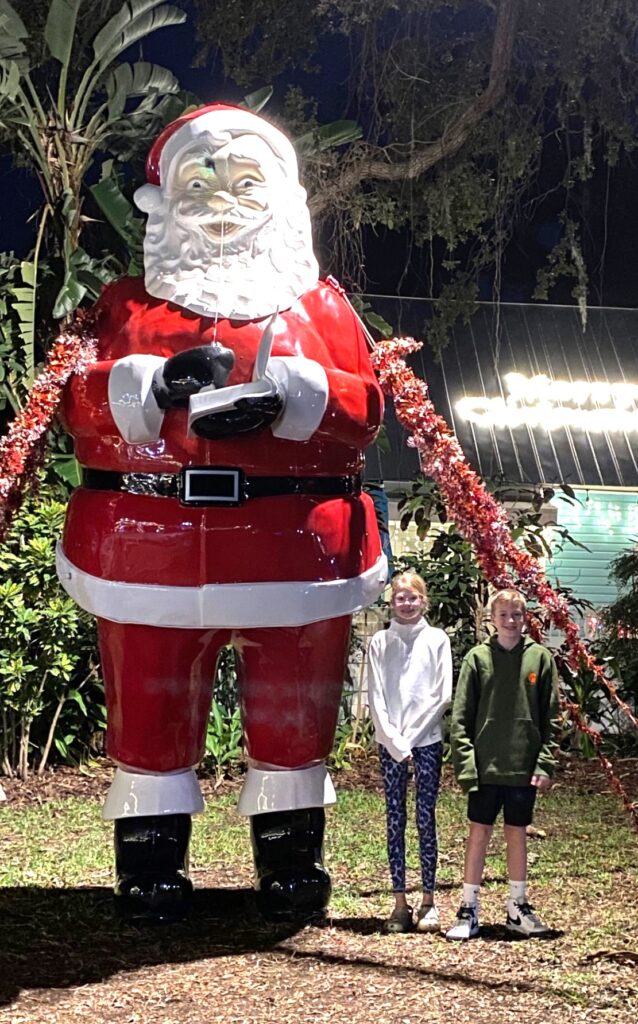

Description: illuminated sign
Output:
[456,372,638,432]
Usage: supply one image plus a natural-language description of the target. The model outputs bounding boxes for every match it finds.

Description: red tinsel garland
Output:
[0,325,634,825]
[372,336,638,830]
[0,313,98,540]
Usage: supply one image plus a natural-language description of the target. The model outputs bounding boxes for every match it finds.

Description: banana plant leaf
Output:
[50,454,82,487]
[295,120,362,154]
[241,86,273,113]
[0,0,28,60]
[364,311,393,338]
[52,269,87,319]
[92,0,186,66]
[106,60,179,121]
[44,0,83,65]
[0,59,21,101]
[90,174,145,266]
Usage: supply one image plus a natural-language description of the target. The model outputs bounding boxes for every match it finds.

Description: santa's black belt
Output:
[81,468,362,507]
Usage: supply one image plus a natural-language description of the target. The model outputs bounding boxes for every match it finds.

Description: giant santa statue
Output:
[57,104,386,922]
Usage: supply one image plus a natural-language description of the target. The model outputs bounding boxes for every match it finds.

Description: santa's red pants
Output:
[97,616,352,772]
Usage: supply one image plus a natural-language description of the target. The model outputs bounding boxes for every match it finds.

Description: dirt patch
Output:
[1,755,637,1023]
[0,874,636,1024]
[552,753,638,805]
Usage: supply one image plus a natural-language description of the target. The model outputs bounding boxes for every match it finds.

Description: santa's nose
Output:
[208,191,236,212]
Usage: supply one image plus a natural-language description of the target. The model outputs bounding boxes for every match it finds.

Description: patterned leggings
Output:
[379,741,443,893]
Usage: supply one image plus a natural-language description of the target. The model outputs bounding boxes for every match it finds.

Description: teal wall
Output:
[547,488,638,608]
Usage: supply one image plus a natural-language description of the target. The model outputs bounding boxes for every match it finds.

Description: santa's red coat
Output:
[60,276,384,615]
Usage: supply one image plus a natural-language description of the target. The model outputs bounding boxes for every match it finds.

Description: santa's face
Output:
[170,138,283,253]
[137,126,319,321]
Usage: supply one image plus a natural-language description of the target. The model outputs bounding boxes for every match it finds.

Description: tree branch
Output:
[308,0,521,216]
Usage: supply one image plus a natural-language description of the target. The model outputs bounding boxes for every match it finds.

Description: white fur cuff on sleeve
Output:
[267,356,328,441]
[108,355,167,444]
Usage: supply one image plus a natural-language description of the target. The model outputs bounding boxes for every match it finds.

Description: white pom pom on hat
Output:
[133,182,163,213]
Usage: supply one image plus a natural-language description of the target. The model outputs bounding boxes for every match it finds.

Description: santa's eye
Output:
[187,179,206,191]
[235,177,259,191]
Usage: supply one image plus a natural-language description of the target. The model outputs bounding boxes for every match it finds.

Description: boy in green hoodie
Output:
[446,589,559,940]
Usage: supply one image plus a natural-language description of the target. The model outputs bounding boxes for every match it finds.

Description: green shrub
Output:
[596,549,638,707]
[329,716,375,771]
[201,701,243,780]
[0,488,103,778]
[198,649,243,778]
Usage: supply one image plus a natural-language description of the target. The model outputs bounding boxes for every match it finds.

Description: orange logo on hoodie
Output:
[528,672,538,685]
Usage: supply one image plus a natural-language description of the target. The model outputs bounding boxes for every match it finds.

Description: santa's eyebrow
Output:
[175,153,216,176]
[225,156,266,182]
[226,154,262,170]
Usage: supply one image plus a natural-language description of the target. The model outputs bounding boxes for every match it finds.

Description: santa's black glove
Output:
[152,344,235,410]
[191,394,283,439]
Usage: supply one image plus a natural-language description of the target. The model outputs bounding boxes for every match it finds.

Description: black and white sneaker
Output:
[506,900,550,937]
[445,903,480,940]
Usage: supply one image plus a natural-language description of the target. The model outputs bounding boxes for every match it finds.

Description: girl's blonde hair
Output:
[490,588,527,616]
[390,571,429,610]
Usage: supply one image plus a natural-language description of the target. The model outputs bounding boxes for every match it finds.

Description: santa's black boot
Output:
[250,807,331,921]
[114,813,193,923]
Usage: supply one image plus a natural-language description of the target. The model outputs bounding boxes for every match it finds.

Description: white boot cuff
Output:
[102,767,205,820]
[237,763,337,816]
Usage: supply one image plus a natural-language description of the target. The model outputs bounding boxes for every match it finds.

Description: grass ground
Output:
[0,759,636,1023]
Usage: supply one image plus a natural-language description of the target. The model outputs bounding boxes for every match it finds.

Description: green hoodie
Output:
[451,635,559,793]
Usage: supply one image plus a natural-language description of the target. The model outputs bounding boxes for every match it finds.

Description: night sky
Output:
[3,8,638,309]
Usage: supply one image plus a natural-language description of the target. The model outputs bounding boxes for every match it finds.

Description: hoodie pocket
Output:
[475,718,541,777]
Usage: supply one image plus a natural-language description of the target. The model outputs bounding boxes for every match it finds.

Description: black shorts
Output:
[467,784,537,827]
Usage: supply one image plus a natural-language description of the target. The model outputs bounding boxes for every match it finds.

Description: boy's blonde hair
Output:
[391,571,430,611]
[490,588,527,617]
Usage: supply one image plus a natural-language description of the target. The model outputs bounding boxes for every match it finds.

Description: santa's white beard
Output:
[142,204,319,321]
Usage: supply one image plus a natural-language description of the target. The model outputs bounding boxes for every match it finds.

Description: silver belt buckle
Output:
[180,468,245,506]
[122,472,177,497]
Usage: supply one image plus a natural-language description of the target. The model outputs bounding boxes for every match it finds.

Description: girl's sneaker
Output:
[415,903,440,933]
[383,904,414,934]
[506,900,550,937]
[445,903,480,940]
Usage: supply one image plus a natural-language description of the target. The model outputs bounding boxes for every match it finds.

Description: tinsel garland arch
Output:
[0,326,636,829]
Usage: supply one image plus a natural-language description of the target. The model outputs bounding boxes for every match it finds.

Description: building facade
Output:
[365,297,638,614]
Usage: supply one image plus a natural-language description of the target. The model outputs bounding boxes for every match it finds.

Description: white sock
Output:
[462,883,480,908]
[509,880,527,905]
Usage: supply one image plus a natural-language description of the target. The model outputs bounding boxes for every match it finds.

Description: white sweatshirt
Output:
[367,617,453,763]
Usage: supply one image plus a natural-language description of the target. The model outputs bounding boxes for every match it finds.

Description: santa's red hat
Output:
[135,103,300,212]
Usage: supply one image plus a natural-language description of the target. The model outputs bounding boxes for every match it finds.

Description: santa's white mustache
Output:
[176,202,266,222]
